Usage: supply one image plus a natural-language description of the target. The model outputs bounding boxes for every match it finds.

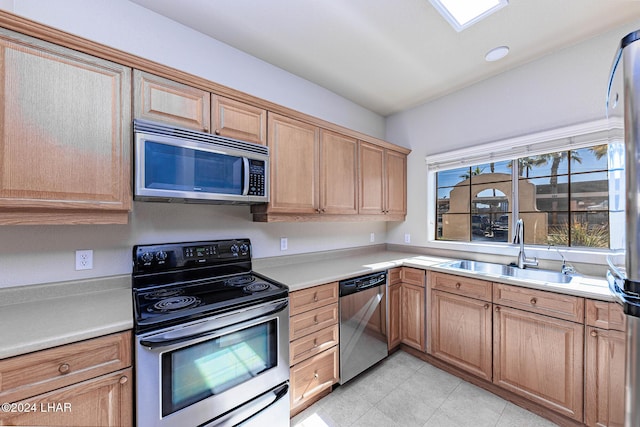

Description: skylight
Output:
[430,0,508,32]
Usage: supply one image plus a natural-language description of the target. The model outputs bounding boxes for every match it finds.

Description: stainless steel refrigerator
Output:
[607,29,640,427]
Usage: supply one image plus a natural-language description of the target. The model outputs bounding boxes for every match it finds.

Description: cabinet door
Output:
[0,368,132,427]
[319,130,358,214]
[400,283,425,351]
[211,95,266,144]
[430,290,492,380]
[585,327,626,427]
[0,29,131,224]
[493,305,584,421]
[266,113,319,213]
[388,283,402,350]
[385,149,407,216]
[133,70,210,132]
[359,141,385,215]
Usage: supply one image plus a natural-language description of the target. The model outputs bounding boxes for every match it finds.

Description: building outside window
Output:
[431,121,624,250]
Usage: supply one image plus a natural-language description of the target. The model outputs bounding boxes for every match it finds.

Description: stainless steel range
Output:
[132,239,289,427]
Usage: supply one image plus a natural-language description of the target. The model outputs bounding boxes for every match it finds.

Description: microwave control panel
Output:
[248,159,266,196]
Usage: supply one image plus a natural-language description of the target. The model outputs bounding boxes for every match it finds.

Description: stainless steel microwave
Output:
[133,119,269,204]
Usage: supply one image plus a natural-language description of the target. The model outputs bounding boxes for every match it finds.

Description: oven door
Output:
[135,298,289,427]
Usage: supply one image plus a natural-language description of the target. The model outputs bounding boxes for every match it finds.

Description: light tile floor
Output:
[291,350,560,427]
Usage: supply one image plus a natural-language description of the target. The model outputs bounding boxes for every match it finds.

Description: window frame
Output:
[425,118,624,264]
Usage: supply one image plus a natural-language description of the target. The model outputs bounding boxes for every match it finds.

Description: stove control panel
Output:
[133,239,252,272]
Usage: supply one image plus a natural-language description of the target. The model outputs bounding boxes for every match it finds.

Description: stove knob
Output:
[156,251,167,261]
[140,252,154,263]
[230,244,239,255]
[239,244,249,255]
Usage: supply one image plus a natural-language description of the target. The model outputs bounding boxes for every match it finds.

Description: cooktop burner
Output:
[148,296,201,313]
[227,275,256,287]
[244,282,270,293]
[132,239,288,333]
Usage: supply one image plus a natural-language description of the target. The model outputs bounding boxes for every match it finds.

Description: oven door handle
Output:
[139,300,288,349]
[202,382,289,427]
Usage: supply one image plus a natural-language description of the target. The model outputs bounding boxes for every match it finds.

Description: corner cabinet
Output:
[0,28,132,225]
[0,331,132,427]
[359,141,407,219]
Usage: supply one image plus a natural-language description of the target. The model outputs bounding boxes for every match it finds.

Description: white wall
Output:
[385,20,640,251]
[0,0,388,287]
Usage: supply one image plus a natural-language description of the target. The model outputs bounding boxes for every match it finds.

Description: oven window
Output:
[145,141,243,195]
[161,320,277,416]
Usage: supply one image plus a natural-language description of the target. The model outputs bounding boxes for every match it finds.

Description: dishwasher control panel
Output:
[339,271,387,297]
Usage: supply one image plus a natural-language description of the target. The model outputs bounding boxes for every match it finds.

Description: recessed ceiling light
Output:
[430,0,508,32]
[485,46,510,62]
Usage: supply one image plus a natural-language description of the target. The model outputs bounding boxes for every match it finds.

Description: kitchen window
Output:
[428,120,625,250]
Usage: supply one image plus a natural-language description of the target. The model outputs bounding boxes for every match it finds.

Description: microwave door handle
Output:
[242,157,250,196]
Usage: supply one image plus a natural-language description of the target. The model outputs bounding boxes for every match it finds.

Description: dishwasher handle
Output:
[339,271,387,297]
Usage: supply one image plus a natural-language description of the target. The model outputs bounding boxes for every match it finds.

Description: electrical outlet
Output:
[404,233,411,243]
[280,238,288,251]
[75,250,93,270]
[370,233,375,243]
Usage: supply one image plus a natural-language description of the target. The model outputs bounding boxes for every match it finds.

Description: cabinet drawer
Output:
[290,282,339,316]
[0,331,131,403]
[586,299,626,331]
[290,346,339,410]
[494,283,584,323]
[388,268,402,285]
[430,272,492,302]
[401,267,425,287]
[290,304,339,341]
[290,324,339,366]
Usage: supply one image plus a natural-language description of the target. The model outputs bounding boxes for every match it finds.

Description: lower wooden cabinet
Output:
[400,283,425,351]
[387,282,402,350]
[430,290,492,381]
[0,331,132,427]
[585,300,627,427]
[289,283,340,415]
[0,368,132,427]
[493,305,584,421]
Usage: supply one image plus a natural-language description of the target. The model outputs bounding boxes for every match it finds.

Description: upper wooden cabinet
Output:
[319,130,358,215]
[133,70,210,132]
[212,95,267,145]
[0,28,131,225]
[359,141,407,219]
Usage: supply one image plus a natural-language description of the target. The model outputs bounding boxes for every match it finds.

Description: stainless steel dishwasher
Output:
[339,271,388,384]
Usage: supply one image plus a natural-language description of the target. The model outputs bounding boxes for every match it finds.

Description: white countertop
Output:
[0,276,132,359]
[0,248,615,360]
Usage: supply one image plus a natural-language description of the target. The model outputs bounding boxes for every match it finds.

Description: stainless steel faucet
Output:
[513,218,538,269]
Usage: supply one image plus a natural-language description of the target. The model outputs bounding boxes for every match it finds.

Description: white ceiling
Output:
[130,0,640,116]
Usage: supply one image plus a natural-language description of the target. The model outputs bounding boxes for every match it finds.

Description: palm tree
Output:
[590,144,608,160]
[459,166,485,180]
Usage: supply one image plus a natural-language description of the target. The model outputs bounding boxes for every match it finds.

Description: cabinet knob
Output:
[314,372,319,380]
[455,282,461,289]
[119,376,129,385]
[203,127,209,133]
[484,303,490,310]
[495,306,501,312]
[58,363,70,374]
[530,297,537,305]
[590,330,598,337]
[214,129,220,135]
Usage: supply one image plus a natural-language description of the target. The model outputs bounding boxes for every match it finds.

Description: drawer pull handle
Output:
[484,303,489,310]
[58,363,70,374]
[119,376,128,385]
[313,293,318,302]
[314,316,318,324]
[591,330,598,337]
[455,282,461,289]
[530,297,537,305]
[313,338,318,348]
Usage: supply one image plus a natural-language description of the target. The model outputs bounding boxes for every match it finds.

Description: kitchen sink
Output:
[439,260,574,284]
